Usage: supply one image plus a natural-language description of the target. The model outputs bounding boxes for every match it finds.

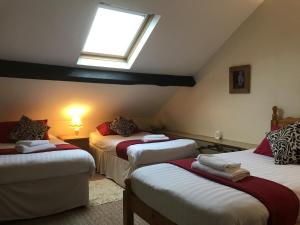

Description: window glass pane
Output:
[82,7,146,57]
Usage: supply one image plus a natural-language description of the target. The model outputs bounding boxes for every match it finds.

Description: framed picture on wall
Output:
[229,65,251,94]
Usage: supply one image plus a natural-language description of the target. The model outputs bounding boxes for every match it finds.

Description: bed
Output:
[124,106,300,225]
[89,131,198,187]
[0,135,95,221]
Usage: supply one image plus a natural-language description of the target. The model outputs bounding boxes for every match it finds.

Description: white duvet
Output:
[131,149,300,225]
[0,136,95,185]
[90,131,198,168]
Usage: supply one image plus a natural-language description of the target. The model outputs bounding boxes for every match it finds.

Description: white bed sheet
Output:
[90,143,131,187]
[0,135,95,185]
[90,131,198,169]
[0,173,89,221]
[131,149,300,225]
[90,131,151,156]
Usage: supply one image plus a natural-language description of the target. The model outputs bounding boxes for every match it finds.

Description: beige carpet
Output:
[89,178,123,206]
[7,201,148,225]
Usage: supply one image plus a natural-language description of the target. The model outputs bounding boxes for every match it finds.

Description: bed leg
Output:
[124,179,134,225]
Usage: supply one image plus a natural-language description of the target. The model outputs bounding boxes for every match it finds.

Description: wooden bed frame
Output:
[123,179,176,225]
[271,106,300,128]
[124,106,300,225]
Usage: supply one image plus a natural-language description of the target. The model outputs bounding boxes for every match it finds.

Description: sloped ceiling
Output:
[0,0,263,75]
[0,77,177,135]
[0,0,264,136]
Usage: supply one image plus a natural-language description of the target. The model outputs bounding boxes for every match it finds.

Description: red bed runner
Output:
[0,144,79,155]
[167,158,299,225]
[116,139,174,160]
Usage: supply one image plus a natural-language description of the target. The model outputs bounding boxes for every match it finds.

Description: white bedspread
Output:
[0,136,95,185]
[90,131,151,156]
[127,139,198,168]
[90,131,198,168]
[131,149,300,225]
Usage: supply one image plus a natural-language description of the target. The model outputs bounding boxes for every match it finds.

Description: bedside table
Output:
[58,135,90,152]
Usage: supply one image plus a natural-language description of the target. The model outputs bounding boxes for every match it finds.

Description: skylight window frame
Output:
[80,5,153,62]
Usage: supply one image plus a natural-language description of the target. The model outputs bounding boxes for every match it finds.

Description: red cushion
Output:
[0,119,49,143]
[39,120,49,140]
[254,125,281,157]
[254,137,273,157]
[97,122,117,136]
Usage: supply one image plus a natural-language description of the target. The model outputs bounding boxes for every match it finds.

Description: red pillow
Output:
[97,122,117,136]
[254,138,273,157]
[254,125,281,157]
[39,120,49,140]
[0,119,49,143]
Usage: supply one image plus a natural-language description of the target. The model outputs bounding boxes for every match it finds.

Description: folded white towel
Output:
[143,137,169,142]
[16,140,50,147]
[197,154,241,173]
[191,161,250,182]
[143,134,169,142]
[143,134,168,139]
[16,143,56,154]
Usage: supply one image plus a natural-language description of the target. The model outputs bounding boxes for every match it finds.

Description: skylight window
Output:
[82,7,146,57]
[78,5,160,69]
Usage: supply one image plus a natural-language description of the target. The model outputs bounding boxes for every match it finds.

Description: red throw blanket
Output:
[116,139,174,160]
[167,158,299,225]
[0,144,79,155]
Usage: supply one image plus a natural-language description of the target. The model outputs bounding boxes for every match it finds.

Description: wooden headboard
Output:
[271,106,300,128]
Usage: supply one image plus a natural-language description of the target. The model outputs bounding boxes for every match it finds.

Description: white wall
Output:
[0,77,177,137]
[154,0,300,144]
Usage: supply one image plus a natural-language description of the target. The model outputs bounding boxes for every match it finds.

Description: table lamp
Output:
[70,112,83,136]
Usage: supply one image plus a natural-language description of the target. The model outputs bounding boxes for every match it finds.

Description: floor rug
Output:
[7,200,148,225]
[89,178,123,206]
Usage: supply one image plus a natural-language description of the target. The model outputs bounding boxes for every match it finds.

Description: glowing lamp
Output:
[70,115,82,136]
[67,107,86,136]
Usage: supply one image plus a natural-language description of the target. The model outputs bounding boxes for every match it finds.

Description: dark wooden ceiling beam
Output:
[0,60,195,87]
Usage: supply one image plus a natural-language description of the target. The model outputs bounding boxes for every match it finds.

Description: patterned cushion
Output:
[109,117,138,137]
[254,125,281,157]
[10,116,50,141]
[267,122,300,165]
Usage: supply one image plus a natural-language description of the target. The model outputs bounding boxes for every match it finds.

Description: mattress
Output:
[131,149,300,225]
[90,131,198,168]
[0,135,95,185]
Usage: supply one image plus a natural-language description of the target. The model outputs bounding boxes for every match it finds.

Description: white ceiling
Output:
[0,0,263,76]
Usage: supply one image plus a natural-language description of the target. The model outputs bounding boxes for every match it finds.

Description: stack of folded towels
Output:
[15,140,56,154]
[143,134,169,142]
[192,154,250,182]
